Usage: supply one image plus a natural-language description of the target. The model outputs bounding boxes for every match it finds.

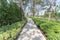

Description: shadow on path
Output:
[16,18,46,40]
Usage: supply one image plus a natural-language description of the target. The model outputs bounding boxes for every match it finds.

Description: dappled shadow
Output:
[16,18,46,40]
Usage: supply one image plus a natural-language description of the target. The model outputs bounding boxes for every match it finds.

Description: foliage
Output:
[0,21,25,40]
[0,0,25,26]
[30,5,35,16]
[32,17,60,40]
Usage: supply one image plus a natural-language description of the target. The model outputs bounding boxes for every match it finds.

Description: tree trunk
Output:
[48,12,51,21]
[20,7,23,20]
[48,0,52,21]
[20,0,24,21]
[33,0,35,17]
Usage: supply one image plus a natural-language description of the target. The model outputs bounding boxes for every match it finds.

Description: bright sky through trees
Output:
[25,0,60,15]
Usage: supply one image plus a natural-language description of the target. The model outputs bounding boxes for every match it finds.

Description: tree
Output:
[42,0,57,21]
[30,0,36,16]
[15,0,26,20]
[0,0,25,26]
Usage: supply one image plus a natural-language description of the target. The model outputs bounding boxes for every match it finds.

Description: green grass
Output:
[0,21,25,40]
[32,17,60,40]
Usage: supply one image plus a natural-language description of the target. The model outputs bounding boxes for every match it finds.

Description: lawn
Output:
[32,17,60,40]
[0,21,25,40]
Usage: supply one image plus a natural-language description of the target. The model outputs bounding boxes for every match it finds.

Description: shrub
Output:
[32,17,60,40]
[0,0,25,26]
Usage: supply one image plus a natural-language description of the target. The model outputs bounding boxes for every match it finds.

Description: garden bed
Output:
[0,21,26,40]
[32,17,60,40]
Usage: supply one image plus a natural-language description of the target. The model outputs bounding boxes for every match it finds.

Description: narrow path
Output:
[17,18,46,40]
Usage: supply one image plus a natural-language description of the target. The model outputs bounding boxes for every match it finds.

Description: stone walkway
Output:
[17,18,46,40]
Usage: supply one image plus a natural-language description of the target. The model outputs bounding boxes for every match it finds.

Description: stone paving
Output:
[17,18,46,40]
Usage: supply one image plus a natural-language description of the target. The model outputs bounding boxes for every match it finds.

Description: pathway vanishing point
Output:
[16,18,46,40]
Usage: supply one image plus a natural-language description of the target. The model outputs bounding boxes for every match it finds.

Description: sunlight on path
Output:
[16,18,46,40]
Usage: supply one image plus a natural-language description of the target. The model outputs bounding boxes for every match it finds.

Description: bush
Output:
[32,17,60,40]
[0,0,25,26]
[0,21,25,40]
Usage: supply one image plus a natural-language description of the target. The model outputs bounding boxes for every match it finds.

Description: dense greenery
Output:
[32,17,60,40]
[0,0,25,26]
[0,21,25,40]
[0,0,26,40]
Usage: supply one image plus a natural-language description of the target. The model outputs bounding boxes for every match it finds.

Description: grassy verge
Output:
[0,21,25,40]
[32,17,60,40]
